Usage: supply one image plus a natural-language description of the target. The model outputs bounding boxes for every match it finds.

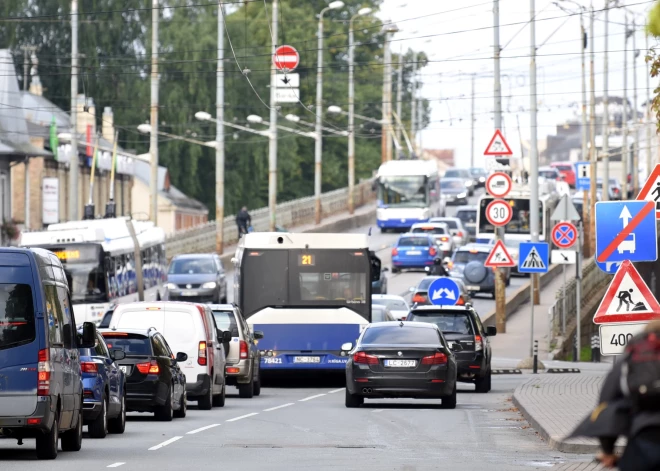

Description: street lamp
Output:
[196,111,270,138]
[247,115,263,124]
[313,0,344,225]
[285,114,301,123]
[195,111,212,121]
[285,113,348,136]
[247,114,317,139]
[347,6,372,214]
[381,21,400,163]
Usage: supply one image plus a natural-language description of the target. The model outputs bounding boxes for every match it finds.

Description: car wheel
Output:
[61,406,83,452]
[155,387,174,421]
[440,383,457,409]
[108,391,126,433]
[36,410,59,460]
[88,394,108,438]
[212,382,226,407]
[475,369,491,393]
[238,375,255,399]
[345,388,364,408]
[198,380,213,410]
[253,362,262,397]
[174,390,187,418]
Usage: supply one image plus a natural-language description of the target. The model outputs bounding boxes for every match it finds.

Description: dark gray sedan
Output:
[440,178,469,205]
[166,254,228,303]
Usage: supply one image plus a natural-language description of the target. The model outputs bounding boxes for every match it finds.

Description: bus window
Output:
[478,198,543,235]
[378,176,429,207]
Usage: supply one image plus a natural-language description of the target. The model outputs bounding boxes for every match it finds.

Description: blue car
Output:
[78,329,127,438]
[391,234,439,273]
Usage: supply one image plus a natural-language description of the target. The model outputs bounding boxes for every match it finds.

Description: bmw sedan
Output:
[344,322,459,409]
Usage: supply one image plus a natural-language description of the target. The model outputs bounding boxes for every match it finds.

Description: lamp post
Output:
[381,22,400,163]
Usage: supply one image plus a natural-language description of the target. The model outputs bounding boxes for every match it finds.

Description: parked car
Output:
[0,248,97,460]
[210,304,263,398]
[538,166,562,183]
[108,301,231,409]
[455,206,478,241]
[78,329,126,438]
[166,254,228,303]
[406,304,496,393]
[371,294,410,321]
[448,244,511,298]
[344,322,459,408]
[391,234,439,273]
[371,304,396,323]
[371,266,389,294]
[440,178,469,205]
[409,276,471,307]
[469,167,489,188]
[100,327,188,420]
[410,222,454,257]
[550,161,576,187]
[429,217,470,248]
[444,168,476,196]
[596,177,623,200]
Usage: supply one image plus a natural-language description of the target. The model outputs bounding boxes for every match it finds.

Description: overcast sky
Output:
[377,0,656,168]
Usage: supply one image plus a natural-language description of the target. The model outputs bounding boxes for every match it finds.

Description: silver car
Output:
[166,254,228,303]
[429,217,470,248]
[410,222,455,257]
[372,294,410,321]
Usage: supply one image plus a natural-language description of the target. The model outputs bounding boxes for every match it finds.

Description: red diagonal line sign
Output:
[597,202,654,263]
[556,226,573,243]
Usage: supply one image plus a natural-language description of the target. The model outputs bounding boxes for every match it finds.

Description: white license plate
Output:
[384,359,416,368]
[119,365,131,375]
[406,251,421,255]
[293,356,321,364]
[182,290,199,296]
[467,285,481,291]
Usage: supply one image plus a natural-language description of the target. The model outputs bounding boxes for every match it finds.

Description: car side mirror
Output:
[222,330,233,343]
[254,331,264,340]
[450,343,463,352]
[79,322,96,349]
[176,352,188,362]
[341,342,353,352]
[111,349,126,361]
[486,326,497,337]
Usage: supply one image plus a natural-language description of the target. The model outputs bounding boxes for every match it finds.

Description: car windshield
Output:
[412,226,446,235]
[554,165,572,172]
[212,310,239,337]
[470,168,485,176]
[407,312,475,335]
[398,237,430,247]
[169,258,216,275]
[0,283,35,350]
[453,250,488,264]
[456,210,477,224]
[417,277,439,291]
[539,170,557,179]
[378,175,429,208]
[441,180,464,189]
[372,298,408,311]
[64,263,107,304]
[361,326,440,344]
[444,170,467,179]
[433,219,458,229]
[101,333,152,356]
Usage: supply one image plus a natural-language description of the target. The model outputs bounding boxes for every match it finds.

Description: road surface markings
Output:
[148,436,183,451]
[263,403,294,412]
[299,394,326,402]
[226,412,259,422]
[186,424,221,435]
[328,388,344,394]
[107,464,126,468]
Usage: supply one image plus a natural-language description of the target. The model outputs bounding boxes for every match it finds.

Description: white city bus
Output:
[19,217,166,325]
[375,159,445,231]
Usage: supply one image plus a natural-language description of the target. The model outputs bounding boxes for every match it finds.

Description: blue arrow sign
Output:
[595,260,622,274]
[575,161,590,191]
[595,201,658,263]
[427,277,461,306]
[518,242,549,273]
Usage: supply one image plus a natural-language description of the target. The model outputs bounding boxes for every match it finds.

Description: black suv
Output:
[99,328,188,421]
[406,305,496,393]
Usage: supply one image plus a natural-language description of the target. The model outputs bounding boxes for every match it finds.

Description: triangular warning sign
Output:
[484,129,513,156]
[593,260,660,324]
[636,163,660,217]
[484,240,515,267]
[520,247,546,270]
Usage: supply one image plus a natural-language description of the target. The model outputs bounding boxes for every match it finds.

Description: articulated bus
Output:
[233,232,381,372]
[19,217,166,325]
[375,159,445,231]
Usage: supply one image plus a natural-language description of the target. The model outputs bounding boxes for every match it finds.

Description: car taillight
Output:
[400,316,407,321]
[81,362,98,373]
[136,360,160,375]
[613,188,620,194]
[429,247,437,256]
[37,348,50,396]
[239,340,248,360]
[392,248,398,256]
[412,294,427,304]
[475,335,483,351]
[421,352,448,365]
[353,351,379,365]
[198,341,207,366]
[457,231,464,237]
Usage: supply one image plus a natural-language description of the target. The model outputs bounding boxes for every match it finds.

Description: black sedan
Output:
[344,322,459,409]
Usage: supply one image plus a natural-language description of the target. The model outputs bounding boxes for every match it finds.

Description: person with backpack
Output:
[569,320,660,470]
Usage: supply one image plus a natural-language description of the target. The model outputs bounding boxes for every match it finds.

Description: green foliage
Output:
[0,0,430,217]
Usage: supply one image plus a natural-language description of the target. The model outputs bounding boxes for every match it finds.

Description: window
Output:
[44,285,63,345]
[397,237,431,247]
[433,219,458,229]
[361,326,440,345]
[371,306,391,323]
[0,283,36,350]
[169,257,217,275]
[456,210,477,224]
[372,298,408,311]
[212,310,239,336]
[444,169,468,179]
[56,286,75,348]
[417,277,439,291]
[453,251,489,264]
[412,226,446,235]
[94,333,110,357]
[102,333,151,356]
[378,176,429,207]
[440,180,464,190]
[298,272,367,302]
[407,312,475,335]
[151,334,169,357]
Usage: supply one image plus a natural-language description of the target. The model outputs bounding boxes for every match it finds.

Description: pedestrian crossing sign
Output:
[636,163,660,218]
[593,260,660,324]
[518,242,549,273]
[484,240,516,268]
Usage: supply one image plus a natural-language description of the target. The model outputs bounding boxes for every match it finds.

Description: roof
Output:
[98,327,155,336]
[240,232,369,250]
[457,243,492,252]
[133,159,207,213]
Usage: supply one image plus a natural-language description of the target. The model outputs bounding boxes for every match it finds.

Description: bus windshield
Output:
[378,176,429,207]
[240,249,370,319]
[478,197,544,236]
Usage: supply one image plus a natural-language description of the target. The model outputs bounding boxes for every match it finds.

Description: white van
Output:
[108,302,230,409]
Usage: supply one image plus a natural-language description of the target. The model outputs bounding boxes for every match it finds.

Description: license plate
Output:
[119,365,131,375]
[467,285,481,291]
[384,359,416,368]
[182,290,198,296]
[293,356,321,364]
[406,251,421,255]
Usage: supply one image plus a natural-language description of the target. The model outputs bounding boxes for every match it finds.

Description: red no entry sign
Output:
[273,45,300,71]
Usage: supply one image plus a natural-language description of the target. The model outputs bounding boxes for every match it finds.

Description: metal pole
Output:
[588,3,596,257]
[382,32,393,162]
[470,74,475,168]
[494,0,505,334]
[396,46,403,154]
[149,0,159,225]
[216,2,225,253]
[69,0,79,221]
[632,20,639,195]
[494,0,502,130]
[622,14,629,199]
[529,0,539,357]
[348,18,356,214]
[576,222,583,361]
[646,29,653,170]
[314,8,325,225]
[562,264,566,334]
[580,10,588,255]
[268,0,279,232]
[411,55,417,155]
[24,158,29,230]
[602,0,609,201]
[23,49,29,91]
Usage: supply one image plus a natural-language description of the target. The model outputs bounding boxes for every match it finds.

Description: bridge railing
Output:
[165,179,376,258]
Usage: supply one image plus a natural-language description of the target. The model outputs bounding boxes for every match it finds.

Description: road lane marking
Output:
[148,436,182,451]
[328,388,344,394]
[186,424,220,435]
[226,412,259,422]
[299,393,326,402]
[263,403,294,412]
[107,464,125,468]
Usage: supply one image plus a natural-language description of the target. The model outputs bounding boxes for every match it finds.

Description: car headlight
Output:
[465,181,473,187]
[479,177,486,182]
[201,282,217,289]
[457,192,467,199]
[166,283,177,290]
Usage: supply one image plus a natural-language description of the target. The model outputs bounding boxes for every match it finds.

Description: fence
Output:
[165,179,376,258]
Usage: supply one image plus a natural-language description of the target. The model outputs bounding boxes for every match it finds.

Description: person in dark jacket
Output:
[236,206,251,237]
[428,258,449,277]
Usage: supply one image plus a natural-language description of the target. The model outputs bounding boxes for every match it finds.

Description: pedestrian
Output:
[236,206,251,238]
[428,257,449,277]
[568,320,660,470]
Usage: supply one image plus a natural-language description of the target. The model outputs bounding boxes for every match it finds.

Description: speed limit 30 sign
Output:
[486,199,512,227]
[599,323,647,355]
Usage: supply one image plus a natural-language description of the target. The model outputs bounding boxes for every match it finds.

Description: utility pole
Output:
[22,46,36,91]
[493,0,502,129]
[149,0,159,225]
[314,8,325,225]
[396,46,403,155]
[646,23,653,171]
[580,8,589,255]
[382,29,393,163]
[411,55,417,155]
[632,19,639,195]
[622,13,629,199]
[215,2,225,253]
[588,3,597,257]
[529,0,540,357]
[602,0,610,201]
[470,74,475,168]
[69,0,79,221]
[268,0,278,231]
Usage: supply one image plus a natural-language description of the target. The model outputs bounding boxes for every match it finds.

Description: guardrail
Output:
[165,179,376,258]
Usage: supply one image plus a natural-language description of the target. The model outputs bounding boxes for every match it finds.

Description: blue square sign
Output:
[595,201,658,263]
[518,242,549,273]
[575,161,590,191]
